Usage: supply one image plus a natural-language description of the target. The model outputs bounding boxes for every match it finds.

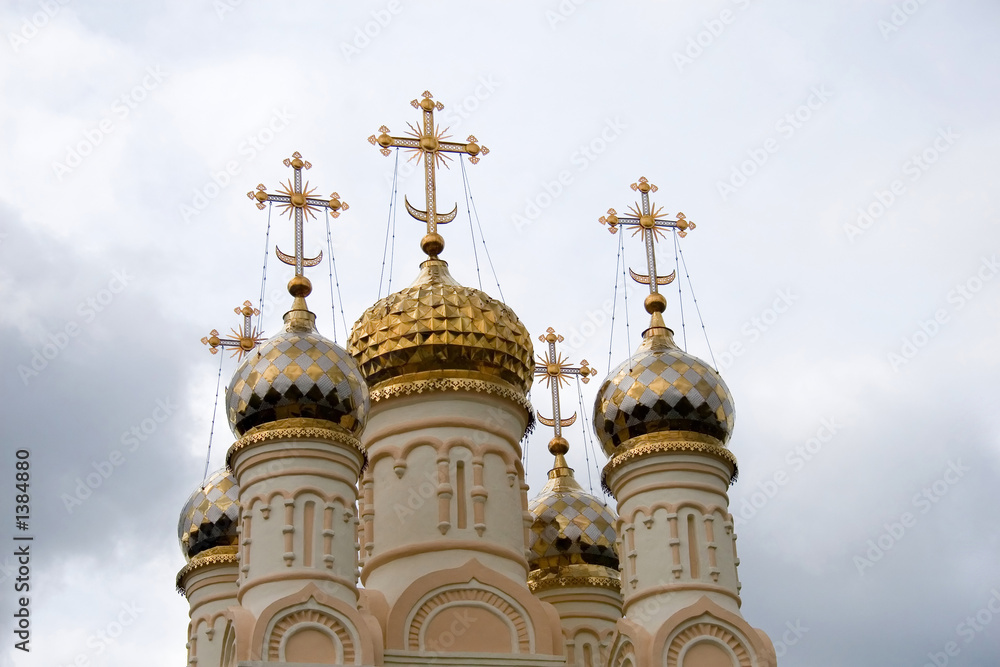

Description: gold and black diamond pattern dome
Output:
[593,333,735,455]
[349,259,534,393]
[178,468,240,561]
[226,325,368,437]
[527,473,619,572]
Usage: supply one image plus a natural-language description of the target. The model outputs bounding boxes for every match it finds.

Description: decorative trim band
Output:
[370,377,530,410]
[369,377,536,437]
[175,549,239,595]
[528,575,622,593]
[227,419,366,470]
[603,437,739,493]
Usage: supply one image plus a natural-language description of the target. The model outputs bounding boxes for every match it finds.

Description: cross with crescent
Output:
[599,176,695,314]
[368,91,488,258]
[201,300,262,360]
[534,327,596,440]
[248,152,348,279]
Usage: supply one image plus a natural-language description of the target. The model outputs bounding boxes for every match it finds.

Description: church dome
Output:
[226,292,368,438]
[527,451,619,579]
[349,259,534,394]
[593,317,734,456]
[178,468,240,562]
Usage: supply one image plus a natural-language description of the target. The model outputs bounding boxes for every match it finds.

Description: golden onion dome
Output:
[178,468,240,562]
[348,259,534,394]
[527,453,620,584]
[226,293,369,438]
[593,313,735,456]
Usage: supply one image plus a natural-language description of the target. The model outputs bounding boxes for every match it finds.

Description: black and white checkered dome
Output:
[178,468,240,561]
[593,331,735,455]
[527,472,619,573]
[226,320,369,438]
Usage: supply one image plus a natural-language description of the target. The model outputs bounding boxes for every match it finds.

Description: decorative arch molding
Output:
[623,502,729,526]
[370,436,523,481]
[385,558,563,655]
[652,596,776,667]
[221,621,237,667]
[267,608,354,663]
[666,624,749,667]
[609,637,636,667]
[608,618,653,667]
[407,588,528,652]
[249,583,382,665]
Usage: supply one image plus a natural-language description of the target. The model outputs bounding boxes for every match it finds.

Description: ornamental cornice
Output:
[175,547,239,595]
[528,575,623,593]
[227,418,366,469]
[603,434,739,491]
[369,376,535,437]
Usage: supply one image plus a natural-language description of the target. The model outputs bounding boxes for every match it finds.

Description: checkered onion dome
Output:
[593,327,735,455]
[226,315,369,437]
[349,259,534,393]
[178,468,240,561]
[527,469,619,573]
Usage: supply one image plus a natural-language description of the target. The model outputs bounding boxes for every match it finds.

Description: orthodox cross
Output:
[368,91,488,258]
[248,152,348,279]
[534,328,596,439]
[599,177,695,310]
[201,301,262,360]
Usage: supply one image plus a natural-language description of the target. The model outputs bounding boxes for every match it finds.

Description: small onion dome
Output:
[349,259,534,393]
[593,312,735,456]
[178,468,240,562]
[226,287,369,438]
[527,448,619,580]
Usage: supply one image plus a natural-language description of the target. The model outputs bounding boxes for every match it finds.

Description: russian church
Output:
[175,92,778,667]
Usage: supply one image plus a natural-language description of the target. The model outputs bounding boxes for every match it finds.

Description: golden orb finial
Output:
[421,233,445,258]
[288,275,312,298]
[548,436,569,456]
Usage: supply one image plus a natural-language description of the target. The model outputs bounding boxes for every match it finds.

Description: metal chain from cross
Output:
[201,300,262,360]
[248,152,348,283]
[369,91,489,259]
[599,176,695,315]
[534,327,596,442]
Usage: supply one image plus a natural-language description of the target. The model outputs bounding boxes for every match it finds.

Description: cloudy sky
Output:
[1,1,999,666]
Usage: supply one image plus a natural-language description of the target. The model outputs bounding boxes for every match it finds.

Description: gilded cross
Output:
[599,177,695,313]
[201,301,262,360]
[534,328,596,439]
[248,152,348,279]
[368,91,488,258]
